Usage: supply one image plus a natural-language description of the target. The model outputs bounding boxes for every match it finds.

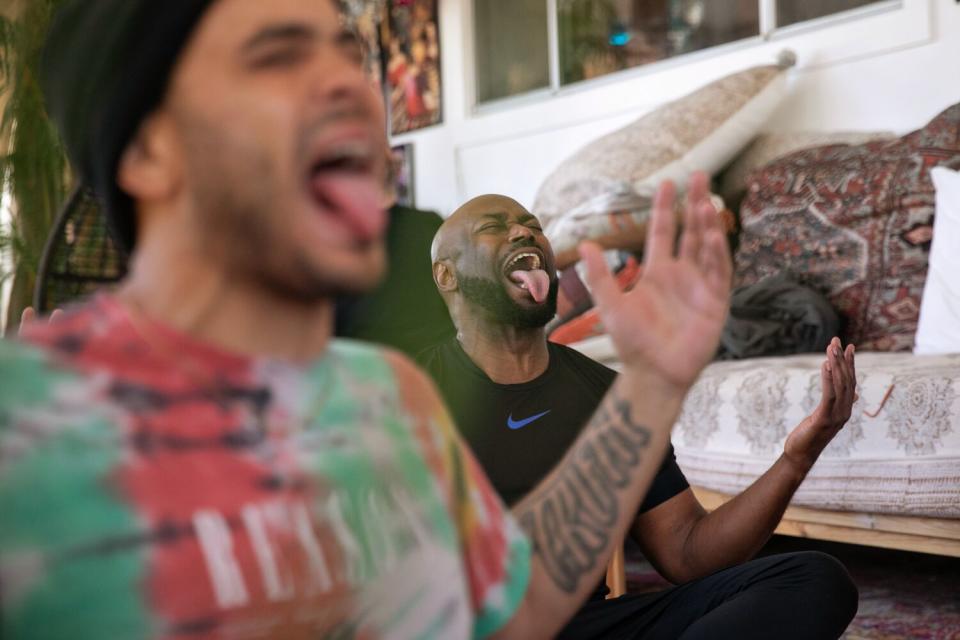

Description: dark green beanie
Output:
[41,1,215,254]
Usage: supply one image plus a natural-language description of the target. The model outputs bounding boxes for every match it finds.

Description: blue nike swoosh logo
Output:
[507,410,551,430]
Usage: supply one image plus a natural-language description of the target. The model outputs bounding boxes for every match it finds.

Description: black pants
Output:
[558,551,858,640]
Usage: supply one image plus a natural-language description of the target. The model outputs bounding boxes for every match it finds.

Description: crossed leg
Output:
[559,551,858,640]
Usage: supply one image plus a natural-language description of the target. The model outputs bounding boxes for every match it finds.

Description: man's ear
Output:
[433,261,458,293]
[116,111,180,202]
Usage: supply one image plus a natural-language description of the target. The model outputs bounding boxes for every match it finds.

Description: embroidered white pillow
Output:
[914,166,960,354]
[532,52,795,233]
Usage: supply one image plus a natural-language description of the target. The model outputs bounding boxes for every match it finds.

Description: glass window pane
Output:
[776,0,887,27]
[558,0,759,86]
[474,0,550,103]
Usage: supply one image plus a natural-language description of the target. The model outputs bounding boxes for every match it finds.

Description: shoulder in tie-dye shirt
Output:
[0,295,530,639]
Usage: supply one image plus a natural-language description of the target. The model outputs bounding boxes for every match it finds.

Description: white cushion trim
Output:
[567,343,960,518]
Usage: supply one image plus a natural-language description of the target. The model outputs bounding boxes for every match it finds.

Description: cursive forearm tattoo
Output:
[515,389,652,593]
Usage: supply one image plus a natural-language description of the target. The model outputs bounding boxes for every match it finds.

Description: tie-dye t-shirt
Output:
[0,296,530,639]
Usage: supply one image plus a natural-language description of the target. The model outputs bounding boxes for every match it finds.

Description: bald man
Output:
[418,178,860,639]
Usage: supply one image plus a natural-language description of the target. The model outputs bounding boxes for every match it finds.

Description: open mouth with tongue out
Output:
[503,249,551,304]
[306,135,386,244]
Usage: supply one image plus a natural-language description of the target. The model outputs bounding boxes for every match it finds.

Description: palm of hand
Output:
[580,174,732,391]
[602,258,729,390]
[784,339,857,469]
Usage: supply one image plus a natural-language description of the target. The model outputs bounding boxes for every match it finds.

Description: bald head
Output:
[431,194,532,263]
[430,194,558,331]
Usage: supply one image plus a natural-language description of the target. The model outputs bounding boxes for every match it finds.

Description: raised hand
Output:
[579,172,732,391]
[18,307,63,336]
[19,306,37,330]
[784,337,857,472]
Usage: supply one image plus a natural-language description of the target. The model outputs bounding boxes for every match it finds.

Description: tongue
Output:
[509,269,551,303]
[310,172,386,242]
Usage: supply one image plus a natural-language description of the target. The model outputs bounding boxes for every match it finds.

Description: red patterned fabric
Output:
[734,104,960,351]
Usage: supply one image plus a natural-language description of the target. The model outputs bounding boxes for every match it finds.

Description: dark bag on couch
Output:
[717,273,840,360]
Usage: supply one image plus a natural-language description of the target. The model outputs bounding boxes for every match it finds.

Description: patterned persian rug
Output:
[624,536,960,639]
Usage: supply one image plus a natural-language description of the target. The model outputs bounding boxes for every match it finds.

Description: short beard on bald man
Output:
[458,274,558,329]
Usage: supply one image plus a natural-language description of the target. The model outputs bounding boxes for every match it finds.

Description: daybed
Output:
[532,57,960,565]
[577,339,960,559]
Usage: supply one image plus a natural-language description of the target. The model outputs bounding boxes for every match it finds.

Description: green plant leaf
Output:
[0,0,71,330]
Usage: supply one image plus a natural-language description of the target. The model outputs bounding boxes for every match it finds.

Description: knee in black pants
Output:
[780,551,859,635]
[559,551,860,640]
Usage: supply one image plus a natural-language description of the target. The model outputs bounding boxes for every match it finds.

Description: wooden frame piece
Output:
[693,486,960,558]
[606,547,627,598]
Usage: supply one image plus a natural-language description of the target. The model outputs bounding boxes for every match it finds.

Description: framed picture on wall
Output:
[390,144,415,207]
[379,0,442,134]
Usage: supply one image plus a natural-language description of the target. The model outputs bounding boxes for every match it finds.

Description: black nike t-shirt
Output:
[417,337,689,511]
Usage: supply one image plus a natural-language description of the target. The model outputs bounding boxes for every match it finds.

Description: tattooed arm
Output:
[500,371,683,638]
[492,173,733,639]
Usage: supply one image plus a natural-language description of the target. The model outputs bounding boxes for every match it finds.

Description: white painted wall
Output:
[392,0,960,217]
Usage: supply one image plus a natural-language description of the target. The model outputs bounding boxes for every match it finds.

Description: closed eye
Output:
[242,23,315,69]
[249,46,308,69]
[517,213,544,232]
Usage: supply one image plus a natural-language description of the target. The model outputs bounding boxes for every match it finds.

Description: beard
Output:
[459,273,558,329]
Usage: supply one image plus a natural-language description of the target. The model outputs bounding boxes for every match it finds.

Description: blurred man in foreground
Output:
[6,0,730,637]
